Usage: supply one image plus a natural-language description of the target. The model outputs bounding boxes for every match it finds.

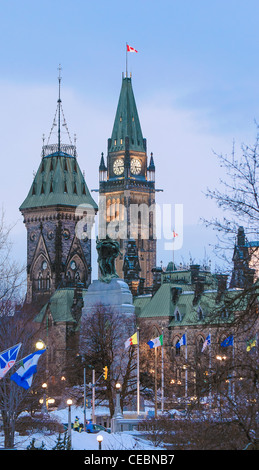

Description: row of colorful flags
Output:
[0,343,45,389]
[125,331,257,352]
[0,332,256,391]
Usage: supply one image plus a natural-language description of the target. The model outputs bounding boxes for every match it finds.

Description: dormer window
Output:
[221,308,229,319]
[197,306,204,321]
[174,307,181,322]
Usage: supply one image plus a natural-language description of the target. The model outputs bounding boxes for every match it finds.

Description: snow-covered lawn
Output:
[0,405,164,450]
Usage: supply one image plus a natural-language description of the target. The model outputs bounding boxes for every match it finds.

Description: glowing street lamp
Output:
[97,434,103,450]
[115,383,123,419]
[36,339,46,350]
[41,382,48,413]
[67,399,73,444]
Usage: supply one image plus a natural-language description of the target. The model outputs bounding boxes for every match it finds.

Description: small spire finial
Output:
[58,64,62,83]
[57,64,62,152]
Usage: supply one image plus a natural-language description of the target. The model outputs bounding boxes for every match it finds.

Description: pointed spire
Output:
[109,76,145,153]
[42,65,77,158]
[99,152,107,171]
[99,152,107,182]
[148,152,155,170]
[147,152,155,182]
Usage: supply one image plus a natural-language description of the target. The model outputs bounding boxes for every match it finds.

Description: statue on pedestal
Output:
[96,236,122,283]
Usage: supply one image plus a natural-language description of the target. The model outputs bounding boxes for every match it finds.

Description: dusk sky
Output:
[1,0,259,280]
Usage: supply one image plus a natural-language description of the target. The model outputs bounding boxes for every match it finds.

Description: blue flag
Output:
[0,343,22,379]
[176,333,186,349]
[10,349,45,390]
[221,335,233,347]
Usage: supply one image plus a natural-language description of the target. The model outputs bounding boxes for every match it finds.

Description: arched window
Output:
[46,272,50,290]
[198,337,204,353]
[197,306,204,321]
[174,307,181,322]
[38,272,43,290]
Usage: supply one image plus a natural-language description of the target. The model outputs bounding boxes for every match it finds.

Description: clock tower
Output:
[99,75,156,288]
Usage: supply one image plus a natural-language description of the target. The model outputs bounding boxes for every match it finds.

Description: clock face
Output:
[130,158,141,175]
[113,158,124,176]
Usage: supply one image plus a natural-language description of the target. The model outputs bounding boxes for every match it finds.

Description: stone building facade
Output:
[135,263,259,399]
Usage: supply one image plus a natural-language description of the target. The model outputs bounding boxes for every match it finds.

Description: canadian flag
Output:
[127,44,138,53]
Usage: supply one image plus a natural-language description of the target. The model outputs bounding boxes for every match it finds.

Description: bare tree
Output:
[201,128,259,446]
[0,210,44,448]
[204,130,259,269]
[0,306,43,448]
[80,304,137,417]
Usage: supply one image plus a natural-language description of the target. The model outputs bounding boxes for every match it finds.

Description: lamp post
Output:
[115,382,122,418]
[97,434,103,450]
[216,354,227,409]
[41,382,48,414]
[67,399,73,446]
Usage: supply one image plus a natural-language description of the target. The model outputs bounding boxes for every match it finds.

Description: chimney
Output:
[190,264,200,284]
[193,279,204,306]
[244,268,255,288]
[215,274,228,303]
[171,286,182,304]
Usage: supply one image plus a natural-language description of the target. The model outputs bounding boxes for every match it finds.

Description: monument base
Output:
[82,278,135,316]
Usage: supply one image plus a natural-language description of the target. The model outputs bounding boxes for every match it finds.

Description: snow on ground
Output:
[0,405,164,450]
[5,429,160,451]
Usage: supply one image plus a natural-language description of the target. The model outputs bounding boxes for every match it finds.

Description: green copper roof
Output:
[136,282,239,326]
[34,287,86,323]
[110,77,145,153]
[19,151,98,211]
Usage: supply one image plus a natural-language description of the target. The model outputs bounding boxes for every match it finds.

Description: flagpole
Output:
[154,346,158,418]
[161,329,164,413]
[209,328,212,407]
[126,42,128,78]
[232,335,235,400]
[92,369,96,424]
[137,327,140,415]
[185,328,188,403]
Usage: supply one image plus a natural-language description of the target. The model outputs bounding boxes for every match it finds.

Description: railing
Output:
[42,144,77,158]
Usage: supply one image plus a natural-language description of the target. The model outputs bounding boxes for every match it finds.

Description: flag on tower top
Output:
[127,44,138,53]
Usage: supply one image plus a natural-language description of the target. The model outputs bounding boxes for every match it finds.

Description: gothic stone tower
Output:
[20,77,97,310]
[99,75,156,287]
